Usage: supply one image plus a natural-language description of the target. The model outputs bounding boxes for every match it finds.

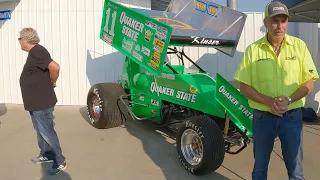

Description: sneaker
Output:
[47,161,67,175]
[31,156,53,164]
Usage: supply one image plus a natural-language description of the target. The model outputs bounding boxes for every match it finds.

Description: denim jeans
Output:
[29,107,65,165]
[252,107,304,180]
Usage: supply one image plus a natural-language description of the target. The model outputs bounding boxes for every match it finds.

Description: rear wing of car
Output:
[99,0,246,77]
[135,0,247,57]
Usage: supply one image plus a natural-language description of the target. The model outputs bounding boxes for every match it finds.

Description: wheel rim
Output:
[91,95,101,118]
[180,129,204,166]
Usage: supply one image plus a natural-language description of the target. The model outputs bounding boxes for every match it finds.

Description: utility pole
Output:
[227,0,238,10]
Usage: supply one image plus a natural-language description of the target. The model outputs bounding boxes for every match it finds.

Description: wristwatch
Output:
[287,96,292,104]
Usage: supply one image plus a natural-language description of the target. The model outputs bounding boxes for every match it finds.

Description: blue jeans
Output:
[252,108,304,180]
[29,107,65,165]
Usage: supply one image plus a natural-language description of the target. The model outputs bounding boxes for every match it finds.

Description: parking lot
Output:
[0,103,319,180]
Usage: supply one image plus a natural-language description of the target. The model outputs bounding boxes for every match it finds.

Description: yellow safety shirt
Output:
[234,34,319,112]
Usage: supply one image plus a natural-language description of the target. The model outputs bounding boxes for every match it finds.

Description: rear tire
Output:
[176,116,225,175]
[86,83,129,129]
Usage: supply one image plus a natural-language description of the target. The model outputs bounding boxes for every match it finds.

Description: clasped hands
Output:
[267,96,290,116]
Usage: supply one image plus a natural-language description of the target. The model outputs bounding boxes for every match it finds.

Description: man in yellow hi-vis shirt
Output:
[234,1,319,180]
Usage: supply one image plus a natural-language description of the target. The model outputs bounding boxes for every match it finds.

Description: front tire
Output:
[86,83,128,129]
[176,116,225,175]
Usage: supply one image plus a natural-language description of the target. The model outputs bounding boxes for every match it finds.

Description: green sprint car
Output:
[86,0,254,175]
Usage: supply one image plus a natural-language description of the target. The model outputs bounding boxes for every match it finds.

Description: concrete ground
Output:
[0,103,319,180]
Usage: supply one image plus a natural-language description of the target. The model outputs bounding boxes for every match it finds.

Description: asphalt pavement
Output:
[0,103,319,180]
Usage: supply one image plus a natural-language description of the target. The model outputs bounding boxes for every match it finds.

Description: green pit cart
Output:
[86,0,254,175]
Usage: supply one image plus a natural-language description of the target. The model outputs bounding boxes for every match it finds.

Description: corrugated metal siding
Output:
[0,0,319,109]
[298,23,320,111]
[0,0,151,106]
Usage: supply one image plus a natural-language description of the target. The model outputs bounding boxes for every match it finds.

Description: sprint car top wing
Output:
[134,0,247,57]
[99,0,246,77]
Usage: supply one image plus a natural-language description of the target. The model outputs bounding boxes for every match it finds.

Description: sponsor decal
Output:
[150,51,161,67]
[158,26,168,34]
[161,73,175,80]
[122,37,134,53]
[103,33,113,44]
[107,1,120,9]
[151,99,159,106]
[133,51,143,61]
[155,31,166,42]
[146,20,158,30]
[285,56,296,60]
[195,0,220,16]
[153,38,165,51]
[151,110,157,114]
[0,10,11,20]
[142,46,150,56]
[122,73,128,81]
[195,0,207,12]
[147,62,158,70]
[153,46,162,53]
[119,11,145,41]
[135,44,141,52]
[150,82,197,103]
[144,30,152,42]
[257,58,272,61]
[191,36,220,46]
[218,85,253,120]
[273,7,285,11]
[189,85,198,94]
[207,4,219,16]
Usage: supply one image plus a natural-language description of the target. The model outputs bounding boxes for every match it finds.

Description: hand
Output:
[275,96,290,106]
[264,96,286,116]
[273,96,290,116]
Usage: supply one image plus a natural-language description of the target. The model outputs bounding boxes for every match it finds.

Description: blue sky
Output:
[214,0,273,12]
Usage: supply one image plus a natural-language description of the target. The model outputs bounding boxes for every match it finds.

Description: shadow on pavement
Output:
[40,163,72,180]
[0,103,7,116]
[123,118,232,180]
[304,119,320,126]
[79,107,92,128]
[303,117,320,136]
[79,106,243,180]
[0,103,7,128]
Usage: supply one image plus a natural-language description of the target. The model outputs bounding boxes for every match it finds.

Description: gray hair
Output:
[19,27,40,44]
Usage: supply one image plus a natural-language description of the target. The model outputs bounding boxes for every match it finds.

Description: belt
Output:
[255,107,301,116]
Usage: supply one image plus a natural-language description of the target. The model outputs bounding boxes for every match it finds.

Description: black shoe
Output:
[31,156,53,164]
[47,161,67,175]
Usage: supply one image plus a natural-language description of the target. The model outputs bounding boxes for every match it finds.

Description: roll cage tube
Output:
[165,46,207,74]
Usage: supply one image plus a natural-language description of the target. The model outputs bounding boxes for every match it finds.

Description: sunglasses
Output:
[18,37,22,41]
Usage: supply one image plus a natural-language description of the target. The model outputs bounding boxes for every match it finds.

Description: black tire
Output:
[176,116,225,175]
[86,83,129,129]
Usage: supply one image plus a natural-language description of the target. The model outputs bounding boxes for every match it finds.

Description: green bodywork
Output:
[100,0,254,138]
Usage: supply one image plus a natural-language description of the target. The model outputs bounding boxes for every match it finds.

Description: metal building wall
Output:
[0,0,151,106]
[0,0,319,112]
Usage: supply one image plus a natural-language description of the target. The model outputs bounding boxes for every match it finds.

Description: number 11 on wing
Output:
[104,7,117,37]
